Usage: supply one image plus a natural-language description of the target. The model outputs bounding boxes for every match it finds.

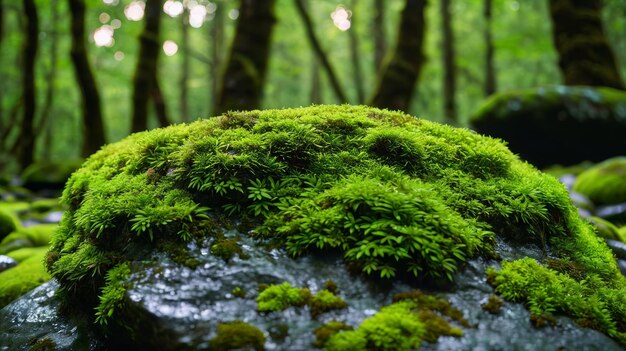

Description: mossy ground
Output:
[43,105,626,345]
[574,157,626,206]
[0,247,51,308]
[0,223,56,254]
[208,321,265,351]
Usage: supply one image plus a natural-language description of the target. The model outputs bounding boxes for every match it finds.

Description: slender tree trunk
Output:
[372,0,386,74]
[38,0,59,161]
[483,0,495,96]
[68,0,106,157]
[548,0,624,90]
[17,0,38,170]
[180,10,189,122]
[152,78,170,127]
[369,0,427,112]
[348,0,365,103]
[441,0,456,123]
[132,0,163,132]
[214,0,277,115]
[0,0,4,135]
[210,0,224,115]
[310,57,321,104]
[294,0,348,103]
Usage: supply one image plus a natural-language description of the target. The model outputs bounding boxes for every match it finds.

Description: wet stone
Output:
[0,255,17,273]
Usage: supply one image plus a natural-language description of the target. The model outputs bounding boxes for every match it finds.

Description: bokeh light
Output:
[93,26,114,47]
[124,1,145,21]
[189,4,207,28]
[331,5,352,31]
[99,13,111,24]
[163,40,178,56]
[164,0,184,18]
[228,9,239,20]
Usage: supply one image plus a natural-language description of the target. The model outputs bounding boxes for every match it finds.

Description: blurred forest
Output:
[0,0,625,173]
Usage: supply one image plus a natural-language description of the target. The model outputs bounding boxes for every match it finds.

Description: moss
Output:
[256,282,311,312]
[0,224,57,254]
[208,321,265,351]
[210,237,248,261]
[30,198,62,213]
[543,161,594,178]
[0,209,18,241]
[392,289,470,328]
[323,280,338,294]
[232,286,246,298]
[482,294,503,314]
[28,337,57,351]
[6,246,49,263]
[21,160,82,190]
[95,262,131,325]
[43,105,626,344]
[587,216,623,241]
[312,321,353,348]
[574,157,626,206]
[0,247,51,308]
[309,290,347,318]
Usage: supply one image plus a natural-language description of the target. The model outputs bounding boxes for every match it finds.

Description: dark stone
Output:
[0,255,17,273]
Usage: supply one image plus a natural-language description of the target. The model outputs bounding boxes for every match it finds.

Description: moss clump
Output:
[95,262,131,325]
[0,224,56,254]
[208,321,265,351]
[309,290,347,318]
[0,247,51,308]
[28,337,57,351]
[0,209,18,241]
[20,160,82,190]
[210,237,248,261]
[574,157,626,206]
[471,86,626,167]
[587,217,624,242]
[232,287,246,298]
[312,321,353,348]
[256,282,311,312]
[482,294,503,314]
[6,246,49,263]
[488,257,626,342]
[43,105,625,342]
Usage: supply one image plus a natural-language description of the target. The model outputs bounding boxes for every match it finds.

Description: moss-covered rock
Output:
[573,157,626,206]
[208,321,265,351]
[471,86,626,167]
[0,224,56,254]
[42,105,626,347]
[0,247,51,308]
[20,160,82,191]
[0,209,19,241]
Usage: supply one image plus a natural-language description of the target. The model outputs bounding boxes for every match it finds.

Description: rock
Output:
[470,86,626,168]
[0,255,17,273]
[574,157,626,207]
[0,280,105,351]
[14,105,626,349]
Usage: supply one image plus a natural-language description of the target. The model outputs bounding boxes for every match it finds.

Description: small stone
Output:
[0,255,18,273]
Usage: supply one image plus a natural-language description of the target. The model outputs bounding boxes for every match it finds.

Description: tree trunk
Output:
[210,0,224,115]
[38,0,59,160]
[372,0,386,74]
[369,0,426,112]
[214,0,277,115]
[152,78,170,127]
[348,0,365,103]
[68,0,106,158]
[548,0,625,90]
[310,57,321,104]
[294,0,348,104]
[441,0,456,123]
[132,0,163,132]
[483,0,496,96]
[17,0,38,170]
[180,10,189,122]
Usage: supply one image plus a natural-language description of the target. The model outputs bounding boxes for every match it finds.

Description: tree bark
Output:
[210,0,224,115]
[369,0,426,112]
[214,0,277,115]
[294,0,348,104]
[483,0,496,96]
[132,0,163,132]
[17,0,38,170]
[68,0,106,158]
[38,0,59,160]
[372,0,386,74]
[180,10,189,122]
[348,0,365,103]
[441,0,456,123]
[548,0,624,90]
[152,78,170,127]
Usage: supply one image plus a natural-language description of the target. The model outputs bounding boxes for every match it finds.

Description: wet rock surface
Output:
[0,255,17,273]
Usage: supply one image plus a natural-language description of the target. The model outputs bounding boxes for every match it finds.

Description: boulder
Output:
[470,86,626,168]
[574,157,626,206]
[2,105,624,349]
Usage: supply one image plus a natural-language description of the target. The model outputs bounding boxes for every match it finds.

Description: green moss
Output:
[587,216,623,241]
[256,282,311,312]
[21,160,82,190]
[574,157,626,206]
[312,321,353,348]
[543,161,594,178]
[95,262,131,325]
[6,246,49,263]
[0,224,57,254]
[210,237,248,261]
[482,294,503,315]
[28,337,57,351]
[43,105,626,343]
[30,199,62,213]
[0,209,18,241]
[309,290,347,318]
[0,247,51,308]
[208,321,265,351]
[231,286,246,298]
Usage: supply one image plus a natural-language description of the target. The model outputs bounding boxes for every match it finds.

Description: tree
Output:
[372,0,386,74]
[548,0,625,90]
[294,0,348,104]
[214,0,277,115]
[348,0,365,103]
[483,0,496,96]
[132,0,168,132]
[16,0,38,170]
[209,0,225,114]
[369,0,427,112]
[68,0,106,157]
[179,8,189,122]
[441,0,456,123]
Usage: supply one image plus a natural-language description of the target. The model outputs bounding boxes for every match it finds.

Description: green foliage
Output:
[0,247,51,308]
[208,321,265,351]
[256,282,311,312]
[482,294,503,315]
[95,262,131,326]
[312,321,353,348]
[210,237,247,261]
[0,224,57,254]
[488,258,626,341]
[574,157,626,206]
[309,290,348,318]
